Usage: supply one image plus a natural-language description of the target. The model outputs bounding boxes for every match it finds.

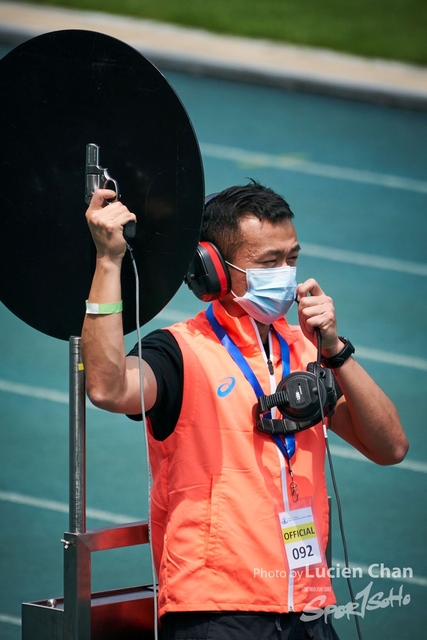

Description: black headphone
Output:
[184,193,232,301]
[257,330,338,434]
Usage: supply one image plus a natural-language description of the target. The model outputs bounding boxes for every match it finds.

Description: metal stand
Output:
[21,337,155,639]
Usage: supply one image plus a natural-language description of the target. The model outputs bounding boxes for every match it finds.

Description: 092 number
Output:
[292,545,314,560]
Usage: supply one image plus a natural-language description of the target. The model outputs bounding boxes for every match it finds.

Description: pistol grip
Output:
[124,220,136,240]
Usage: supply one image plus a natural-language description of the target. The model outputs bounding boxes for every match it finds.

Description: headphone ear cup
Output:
[185,241,231,301]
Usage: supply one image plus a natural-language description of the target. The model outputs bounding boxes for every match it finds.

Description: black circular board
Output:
[0,30,204,340]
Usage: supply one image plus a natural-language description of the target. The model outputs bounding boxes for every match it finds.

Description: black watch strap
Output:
[321,336,355,369]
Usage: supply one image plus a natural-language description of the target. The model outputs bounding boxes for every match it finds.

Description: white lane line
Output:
[0,379,69,403]
[302,242,427,277]
[0,491,137,524]
[0,614,21,626]
[355,347,427,372]
[0,379,98,409]
[329,444,427,474]
[200,142,427,194]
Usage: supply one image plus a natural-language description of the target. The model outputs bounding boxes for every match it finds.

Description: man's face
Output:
[227,215,300,299]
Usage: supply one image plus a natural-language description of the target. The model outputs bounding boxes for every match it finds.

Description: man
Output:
[82,182,408,640]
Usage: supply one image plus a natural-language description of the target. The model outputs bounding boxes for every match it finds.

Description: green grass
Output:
[23,0,427,66]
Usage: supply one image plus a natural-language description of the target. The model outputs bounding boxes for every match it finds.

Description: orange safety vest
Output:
[147,301,336,618]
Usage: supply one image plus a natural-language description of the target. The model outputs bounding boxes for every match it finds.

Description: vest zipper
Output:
[251,320,296,614]
[249,320,277,398]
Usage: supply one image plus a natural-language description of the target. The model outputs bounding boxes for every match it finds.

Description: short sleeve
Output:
[127,329,183,441]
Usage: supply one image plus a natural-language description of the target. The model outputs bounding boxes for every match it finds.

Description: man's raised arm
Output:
[81,189,157,416]
[297,278,408,465]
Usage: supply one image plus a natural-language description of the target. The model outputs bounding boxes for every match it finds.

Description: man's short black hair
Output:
[200,180,295,261]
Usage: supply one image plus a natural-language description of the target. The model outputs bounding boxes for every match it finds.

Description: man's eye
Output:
[287,255,299,265]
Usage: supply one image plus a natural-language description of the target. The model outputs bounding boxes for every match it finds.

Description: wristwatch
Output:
[321,336,355,369]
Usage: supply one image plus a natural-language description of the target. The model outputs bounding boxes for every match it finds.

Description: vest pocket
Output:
[204,474,223,568]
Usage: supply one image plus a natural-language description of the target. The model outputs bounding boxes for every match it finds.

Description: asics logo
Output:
[217,377,236,397]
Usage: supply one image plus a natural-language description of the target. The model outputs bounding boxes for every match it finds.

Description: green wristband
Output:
[86,301,123,315]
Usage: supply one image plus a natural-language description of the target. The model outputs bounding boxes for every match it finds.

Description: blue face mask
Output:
[226,262,297,324]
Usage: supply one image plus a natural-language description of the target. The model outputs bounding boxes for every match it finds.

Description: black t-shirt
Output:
[127,329,183,441]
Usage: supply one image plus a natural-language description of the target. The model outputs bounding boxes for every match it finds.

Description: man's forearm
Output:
[330,357,408,465]
[81,256,128,411]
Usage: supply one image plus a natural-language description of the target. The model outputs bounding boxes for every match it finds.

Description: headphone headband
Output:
[204,192,220,207]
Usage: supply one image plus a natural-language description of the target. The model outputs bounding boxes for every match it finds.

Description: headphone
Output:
[184,193,232,302]
[255,326,342,434]
[256,351,338,435]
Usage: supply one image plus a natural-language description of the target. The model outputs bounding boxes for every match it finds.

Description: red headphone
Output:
[184,193,232,301]
[184,241,231,301]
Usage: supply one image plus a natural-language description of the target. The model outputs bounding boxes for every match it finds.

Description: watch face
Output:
[0,30,204,340]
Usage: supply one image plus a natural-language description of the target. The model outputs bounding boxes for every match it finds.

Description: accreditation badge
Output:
[278,501,324,570]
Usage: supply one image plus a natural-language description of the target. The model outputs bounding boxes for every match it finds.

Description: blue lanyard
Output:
[206,304,296,460]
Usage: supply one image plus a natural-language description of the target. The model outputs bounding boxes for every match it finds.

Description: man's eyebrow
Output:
[257,244,301,259]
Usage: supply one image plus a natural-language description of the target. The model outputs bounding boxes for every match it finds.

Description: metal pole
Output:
[69,336,86,534]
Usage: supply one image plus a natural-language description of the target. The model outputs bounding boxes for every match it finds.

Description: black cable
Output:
[314,328,363,640]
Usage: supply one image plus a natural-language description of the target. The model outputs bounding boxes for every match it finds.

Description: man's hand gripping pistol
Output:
[85,143,136,240]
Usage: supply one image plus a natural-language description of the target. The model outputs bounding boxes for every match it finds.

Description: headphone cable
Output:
[315,328,363,640]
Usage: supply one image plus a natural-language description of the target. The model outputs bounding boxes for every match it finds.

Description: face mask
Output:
[226,262,297,324]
